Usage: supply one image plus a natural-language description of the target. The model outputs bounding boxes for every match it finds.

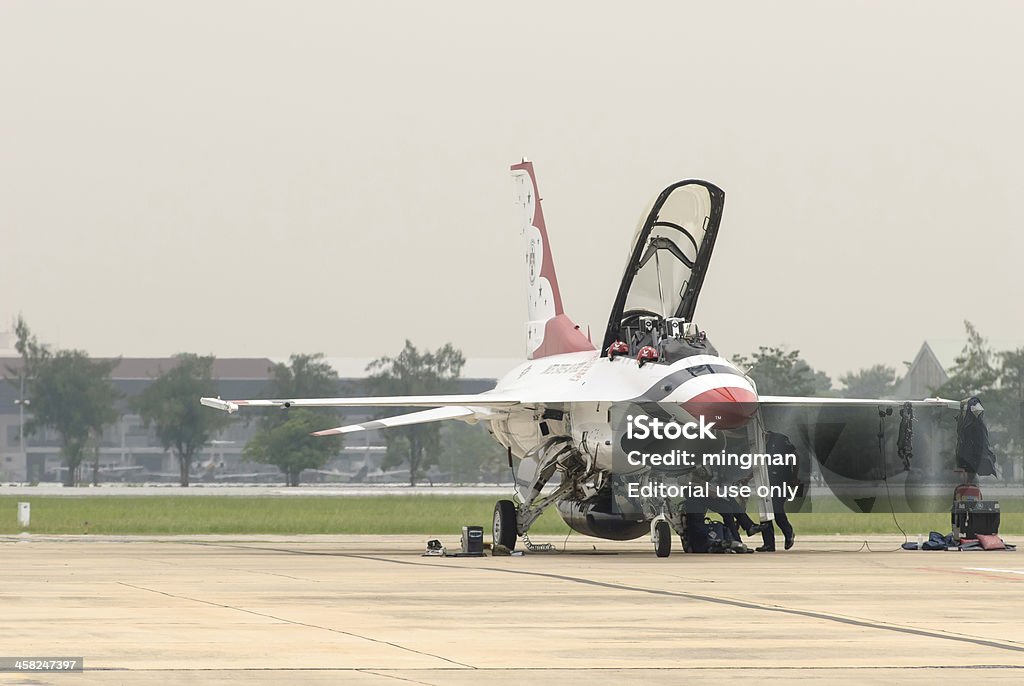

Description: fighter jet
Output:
[202,160,965,554]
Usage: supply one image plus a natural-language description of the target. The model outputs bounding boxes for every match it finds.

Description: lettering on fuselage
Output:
[541,360,594,381]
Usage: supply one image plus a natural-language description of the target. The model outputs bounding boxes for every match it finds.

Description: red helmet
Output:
[636,346,659,367]
[607,340,629,360]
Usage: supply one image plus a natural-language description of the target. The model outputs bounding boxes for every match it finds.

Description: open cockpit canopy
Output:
[602,180,724,355]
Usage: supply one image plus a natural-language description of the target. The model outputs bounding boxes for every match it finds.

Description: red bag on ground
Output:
[976,533,1006,550]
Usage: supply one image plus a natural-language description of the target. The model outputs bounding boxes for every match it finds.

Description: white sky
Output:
[3,1,1022,379]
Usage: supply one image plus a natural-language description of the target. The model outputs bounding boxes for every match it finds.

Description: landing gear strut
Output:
[493,499,518,550]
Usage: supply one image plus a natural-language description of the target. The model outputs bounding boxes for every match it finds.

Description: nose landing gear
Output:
[653,518,672,557]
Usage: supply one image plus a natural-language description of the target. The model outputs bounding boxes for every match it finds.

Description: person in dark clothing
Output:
[729,510,765,539]
[708,497,764,541]
[682,495,711,553]
[757,431,798,552]
[686,468,765,552]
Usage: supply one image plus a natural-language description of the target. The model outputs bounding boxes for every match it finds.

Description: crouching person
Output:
[682,496,711,553]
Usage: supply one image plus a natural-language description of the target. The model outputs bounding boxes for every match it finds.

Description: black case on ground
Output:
[951,500,1000,539]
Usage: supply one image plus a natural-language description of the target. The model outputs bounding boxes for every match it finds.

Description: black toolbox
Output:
[951,500,1000,540]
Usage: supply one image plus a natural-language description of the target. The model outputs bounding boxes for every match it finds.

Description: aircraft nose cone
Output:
[682,387,759,429]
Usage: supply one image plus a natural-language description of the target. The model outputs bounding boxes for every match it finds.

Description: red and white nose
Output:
[681,386,759,429]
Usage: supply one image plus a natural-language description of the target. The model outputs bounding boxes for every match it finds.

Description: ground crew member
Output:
[757,431,798,552]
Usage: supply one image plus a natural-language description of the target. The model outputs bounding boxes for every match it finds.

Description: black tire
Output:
[493,499,518,551]
[654,520,672,558]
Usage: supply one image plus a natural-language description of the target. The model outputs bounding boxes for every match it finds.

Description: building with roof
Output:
[0,355,501,483]
[894,338,1024,400]
[0,357,277,482]
[892,342,950,399]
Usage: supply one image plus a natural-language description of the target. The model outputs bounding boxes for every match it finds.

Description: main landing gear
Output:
[493,499,518,550]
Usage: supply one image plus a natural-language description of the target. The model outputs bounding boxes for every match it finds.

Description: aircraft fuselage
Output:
[487,349,758,472]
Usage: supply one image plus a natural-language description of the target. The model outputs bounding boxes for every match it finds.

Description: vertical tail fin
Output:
[510,160,595,360]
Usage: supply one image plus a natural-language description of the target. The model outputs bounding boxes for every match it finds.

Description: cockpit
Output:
[615,313,718,364]
[601,179,726,366]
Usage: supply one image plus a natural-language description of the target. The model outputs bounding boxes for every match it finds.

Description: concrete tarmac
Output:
[2,533,1024,685]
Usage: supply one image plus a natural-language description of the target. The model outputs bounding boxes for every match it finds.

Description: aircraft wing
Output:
[200,393,520,413]
[759,396,959,408]
[311,406,476,436]
[753,394,963,506]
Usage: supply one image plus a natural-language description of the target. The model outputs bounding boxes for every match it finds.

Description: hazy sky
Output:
[3,1,1022,379]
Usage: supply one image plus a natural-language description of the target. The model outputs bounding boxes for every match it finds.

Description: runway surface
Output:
[3,533,1024,684]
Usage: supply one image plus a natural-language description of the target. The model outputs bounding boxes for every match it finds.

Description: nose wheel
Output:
[493,499,518,551]
[653,519,672,557]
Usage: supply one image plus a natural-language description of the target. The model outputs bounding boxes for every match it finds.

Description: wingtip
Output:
[200,396,239,414]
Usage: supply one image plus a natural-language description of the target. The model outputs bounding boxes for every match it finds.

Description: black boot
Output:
[759,523,776,552]
[746,522,769,536]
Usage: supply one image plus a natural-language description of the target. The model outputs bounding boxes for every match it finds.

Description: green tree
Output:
[244,409,340,486]
[931,324,1021,480]
[994,347,1024,479]
[838,364,897,399]
[136,354,231,487]
[439,422,507,484]
[731,346,832,396]
[27,350,119,486]
[4,316,49,470]
[5,315,50,402]
[935,321,999,399]
[999,348,1024,399]
[365,341,465,485]
[268,353,341,400]
[8,314,49,373]
[244,353,343,486]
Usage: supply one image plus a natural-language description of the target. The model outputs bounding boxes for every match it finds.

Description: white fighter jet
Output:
[202,160,961,555]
